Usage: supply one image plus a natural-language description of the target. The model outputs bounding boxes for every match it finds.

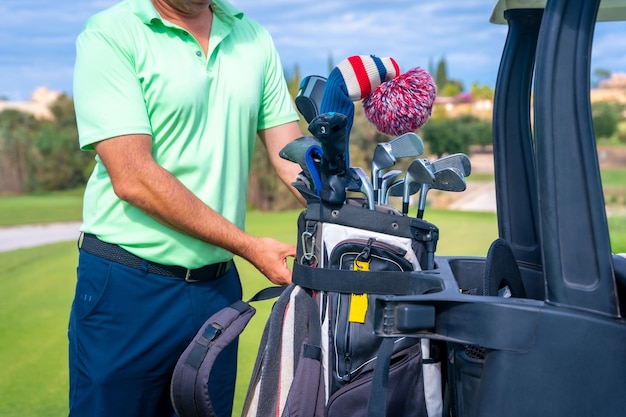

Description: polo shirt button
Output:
[183,31,189,36]
[196,51,202,57]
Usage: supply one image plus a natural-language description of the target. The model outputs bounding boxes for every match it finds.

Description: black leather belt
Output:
[79,233,233,282]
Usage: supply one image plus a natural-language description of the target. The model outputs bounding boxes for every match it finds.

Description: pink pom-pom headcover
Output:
[363,67,437,136]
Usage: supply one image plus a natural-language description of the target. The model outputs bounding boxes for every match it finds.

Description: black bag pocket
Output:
[326,345,428,417]
[328,238,415,272]
[328,238,417,392]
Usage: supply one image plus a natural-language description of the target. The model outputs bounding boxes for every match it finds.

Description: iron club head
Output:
[378,170,402,205]
[431,153,472,177]
[371,132,425,193]
[432,166,467,192]
[402,158,435,215]
[416,166,466,219]
[385,178,420,205]
[350,167,375,210]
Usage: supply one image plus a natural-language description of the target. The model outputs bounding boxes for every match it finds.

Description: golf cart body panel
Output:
[374,0,626,415]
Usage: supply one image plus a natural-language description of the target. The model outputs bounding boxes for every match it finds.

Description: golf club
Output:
[279,136,323,194]
[385,178,421,205]
[431,153,471,177]
[349,167,375,210]
[433,166,467,192]
[416,166,466,219]
[378,169,402,205]
[295,75,326,123]
[371,132,425,202]
[402,158,435,215]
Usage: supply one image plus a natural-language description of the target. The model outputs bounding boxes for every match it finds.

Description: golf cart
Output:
[371,0,626,416]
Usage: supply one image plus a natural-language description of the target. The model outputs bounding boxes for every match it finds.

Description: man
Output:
[68,0,304,416]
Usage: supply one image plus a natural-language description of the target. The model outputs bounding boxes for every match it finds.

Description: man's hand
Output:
[245,237,295,285]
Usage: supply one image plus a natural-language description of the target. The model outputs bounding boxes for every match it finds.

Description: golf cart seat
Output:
[483,238,526,298]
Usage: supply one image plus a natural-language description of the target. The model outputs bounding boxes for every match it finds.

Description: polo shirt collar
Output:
[129,0,244,26]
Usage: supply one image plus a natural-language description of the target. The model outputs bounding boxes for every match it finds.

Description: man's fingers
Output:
[249,238,295,285]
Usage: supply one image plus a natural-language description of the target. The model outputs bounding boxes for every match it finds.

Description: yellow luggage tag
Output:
[349,259,369,324]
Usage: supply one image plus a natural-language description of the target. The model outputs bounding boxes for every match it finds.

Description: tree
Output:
[420,115,492,157]
[25,95,95,191]
[435,57,448,91]
[592,101,621,142]
[287,64,301,98]
[593,68,612,88]
[439,81,463,97]
[0,110,40,193]
[470,82,495,101]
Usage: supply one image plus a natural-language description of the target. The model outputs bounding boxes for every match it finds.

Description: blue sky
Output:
[2,0,626,101]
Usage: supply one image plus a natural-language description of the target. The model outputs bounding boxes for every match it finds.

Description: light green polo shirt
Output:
[74,0,299,268]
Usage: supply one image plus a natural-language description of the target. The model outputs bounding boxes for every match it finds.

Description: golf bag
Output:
[241,197,443,417]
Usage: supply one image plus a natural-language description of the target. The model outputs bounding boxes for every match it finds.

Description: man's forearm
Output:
[118,162,257,258]
[259,121,307,206]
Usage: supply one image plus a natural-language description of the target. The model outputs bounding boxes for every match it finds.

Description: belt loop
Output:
[140,259,149,273]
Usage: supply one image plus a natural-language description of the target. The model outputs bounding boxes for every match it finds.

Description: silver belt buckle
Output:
[184,269,199,283]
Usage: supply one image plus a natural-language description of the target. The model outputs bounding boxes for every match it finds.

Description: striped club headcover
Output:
[319,55,400,168]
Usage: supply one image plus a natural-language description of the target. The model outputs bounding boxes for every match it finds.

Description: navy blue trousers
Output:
[68,249,242,417]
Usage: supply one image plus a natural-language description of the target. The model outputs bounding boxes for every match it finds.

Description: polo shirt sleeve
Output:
[256,33,299,131]
[73,28,152,151]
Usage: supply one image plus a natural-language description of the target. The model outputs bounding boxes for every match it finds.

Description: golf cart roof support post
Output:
[533,0,620,317]
[492,8,543,267]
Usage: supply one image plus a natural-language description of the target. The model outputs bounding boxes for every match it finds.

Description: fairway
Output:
[0,189,84,227]
[0,242,77,417]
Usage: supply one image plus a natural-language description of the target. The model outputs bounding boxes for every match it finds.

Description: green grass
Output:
[466,172,494,182]
[0,189,84,226]
[609,215,626,253]
[0,242,77,417]
[601,169,626,188]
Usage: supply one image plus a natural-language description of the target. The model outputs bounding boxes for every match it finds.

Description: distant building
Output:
[598,72,626,89]
[434,93,493,120]
[0,87,61,120]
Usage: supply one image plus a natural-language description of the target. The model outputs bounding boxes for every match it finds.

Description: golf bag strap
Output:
[366,338,396,417]
[284,293,326,417]
[170,286,286,417]
[293,262,439,295]
[248,286,287,303]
